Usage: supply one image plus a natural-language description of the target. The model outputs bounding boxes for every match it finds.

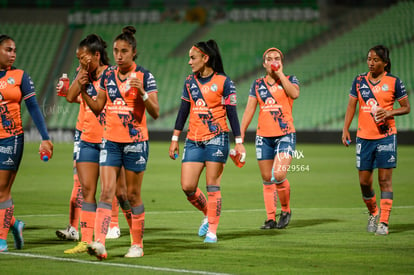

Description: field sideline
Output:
[1,142,413,274]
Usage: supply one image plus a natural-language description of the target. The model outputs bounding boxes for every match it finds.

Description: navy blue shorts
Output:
[99,139,149,172]
[73,129,81,161]
[255,133,296,161]
[182,132,229,163]
[0,134,24,171]
[356,134,397,170]
[77,140,101,163]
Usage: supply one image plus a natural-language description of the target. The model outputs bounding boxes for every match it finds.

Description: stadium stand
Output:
[1,1,412,141]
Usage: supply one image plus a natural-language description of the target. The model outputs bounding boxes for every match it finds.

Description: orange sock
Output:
[187,188,208,216]
[379,192,393,225]
[69,171,82,229]
[110,196,119,229]
[276,179,290,213]
[80,202,96,243]
[94,202,112,246]
[131,204,145,247]
[363,193,379,216]
[263,181,277,221]
[207,186,222,235]
[0,199,13,240]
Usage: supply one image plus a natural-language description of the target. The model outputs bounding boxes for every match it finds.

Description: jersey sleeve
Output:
[288,75,300,86]
[20,72,36,100]
[395,77,408,101]
[143,71,157,94]
[349,77,358,98]
[181,81,190,102]
[248,80,257,98]
[223,77,237,106]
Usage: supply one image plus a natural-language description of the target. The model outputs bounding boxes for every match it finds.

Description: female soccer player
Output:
[168,40,246,243]
[81,26,159,259]
[0,34,53,251]
[55,85,83,243]
[240,47,299,230]
[342,45,410,235]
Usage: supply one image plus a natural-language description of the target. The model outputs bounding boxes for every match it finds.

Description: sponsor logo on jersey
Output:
[108,88,117,97]
[260,90,268,97]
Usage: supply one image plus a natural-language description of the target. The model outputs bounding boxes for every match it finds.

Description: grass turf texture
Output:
[1,142,413,274]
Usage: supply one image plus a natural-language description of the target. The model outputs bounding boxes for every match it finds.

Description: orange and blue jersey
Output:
[99,64,157,143]
[350,72,408,139]
[182,72,236,142]
[0,68,49,140]
[249,75,299,137]
[77,66,109,143]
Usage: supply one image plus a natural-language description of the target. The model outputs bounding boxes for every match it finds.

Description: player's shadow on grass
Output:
[290,218,341,228]
[389,223,414,234]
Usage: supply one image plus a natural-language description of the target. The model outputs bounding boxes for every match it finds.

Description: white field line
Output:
[1,252,233,275]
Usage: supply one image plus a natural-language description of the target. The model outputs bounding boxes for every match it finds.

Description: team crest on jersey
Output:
[195,98,206,106]
[382,84,389,91]
[211,84,218,92]
[7,77,15,85]
[265,97,276,105]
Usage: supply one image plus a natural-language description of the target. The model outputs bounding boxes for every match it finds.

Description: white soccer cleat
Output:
[124,245,144,258]
[106,226,121,239]
[56,225,79,241]
[87,241,107,260]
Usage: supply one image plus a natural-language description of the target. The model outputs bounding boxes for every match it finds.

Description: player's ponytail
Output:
[193,39,225,75]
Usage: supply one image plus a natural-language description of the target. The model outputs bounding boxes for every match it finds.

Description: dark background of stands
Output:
[1,0,412,144]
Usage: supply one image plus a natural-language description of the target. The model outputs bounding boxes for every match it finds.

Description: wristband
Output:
[142,93,149,101]
[171,135,179,142]
[235,137,243,144]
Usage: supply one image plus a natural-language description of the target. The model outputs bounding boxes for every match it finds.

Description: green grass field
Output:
[1,142,413,274]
